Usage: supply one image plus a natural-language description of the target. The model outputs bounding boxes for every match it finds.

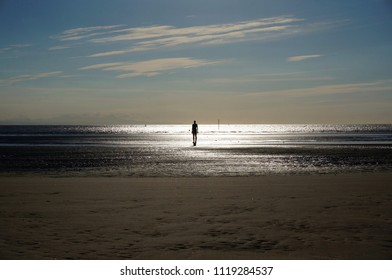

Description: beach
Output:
[1,173,391,260]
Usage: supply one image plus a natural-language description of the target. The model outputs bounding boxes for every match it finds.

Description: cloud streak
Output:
[288,54,323,62]
[0,71,63,84]
[88,16,303,57]
[50,16,309,57]
[52,25,124,41]
[48,45,72,51]
[244,80,392,97]
[80,57,221,78]
[0,44,32,53]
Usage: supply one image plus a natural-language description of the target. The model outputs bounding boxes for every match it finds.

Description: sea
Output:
[1,124,391,177]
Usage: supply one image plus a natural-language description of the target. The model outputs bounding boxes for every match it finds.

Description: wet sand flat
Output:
[0,173,391,259]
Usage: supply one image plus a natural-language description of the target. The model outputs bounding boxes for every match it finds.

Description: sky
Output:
[0,0,392,124]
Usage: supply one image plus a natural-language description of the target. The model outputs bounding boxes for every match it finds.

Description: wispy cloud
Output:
[288,54,323,62]
[94,16,300,43]
[49,16,343,59]
[206,76,334,85]
[51,25,124,41]
[80,57,221,78]
[0,44,32,53]
[9,44,32,48]
[49,16,309,57]
[0,71,63,84]
[87,16,303,57]
[0,47,12,53]
[244,80,392,97]
[48,45,72,51]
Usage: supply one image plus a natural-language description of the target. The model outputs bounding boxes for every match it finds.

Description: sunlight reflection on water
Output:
[0,124,391,176]
[81,124,392,148]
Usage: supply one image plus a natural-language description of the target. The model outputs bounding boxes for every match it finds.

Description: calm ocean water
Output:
[1,124,392,176]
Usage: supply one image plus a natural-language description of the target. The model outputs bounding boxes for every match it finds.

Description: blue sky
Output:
[0,0,391,124]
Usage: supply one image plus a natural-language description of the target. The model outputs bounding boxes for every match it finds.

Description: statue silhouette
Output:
[192,120,198,146]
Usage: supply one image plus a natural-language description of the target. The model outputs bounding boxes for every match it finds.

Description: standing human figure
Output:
[192,120,198,146]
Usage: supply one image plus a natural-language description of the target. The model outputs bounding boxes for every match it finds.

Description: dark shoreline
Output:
[1,145,391,177]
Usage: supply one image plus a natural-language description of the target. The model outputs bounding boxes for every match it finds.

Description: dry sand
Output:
[0,173,391,260]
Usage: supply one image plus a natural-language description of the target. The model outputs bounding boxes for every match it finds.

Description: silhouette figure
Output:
[192,120,198,146]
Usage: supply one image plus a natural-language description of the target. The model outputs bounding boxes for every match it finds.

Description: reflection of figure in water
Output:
[192,120,198,146]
